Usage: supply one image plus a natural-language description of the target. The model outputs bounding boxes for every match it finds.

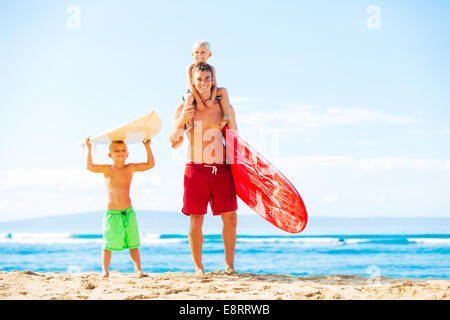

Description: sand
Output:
[0,270,448,300]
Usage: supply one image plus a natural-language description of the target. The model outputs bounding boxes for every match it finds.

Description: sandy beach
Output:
[0,271,448,300]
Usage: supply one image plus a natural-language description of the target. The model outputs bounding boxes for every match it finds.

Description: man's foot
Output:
[136,271,148,278]
[225,266,238,275]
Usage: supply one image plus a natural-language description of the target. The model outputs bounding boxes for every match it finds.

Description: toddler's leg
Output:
[102,249,111,278]
[217,88,231,126]
[184,92,195,132]
[129,248,148,277]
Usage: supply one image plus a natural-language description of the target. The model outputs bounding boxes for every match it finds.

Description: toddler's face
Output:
[192,45,211,63]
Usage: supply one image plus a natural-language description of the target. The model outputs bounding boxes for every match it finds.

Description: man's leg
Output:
[189,214,205,275]
[102,249,111,278]
[221,211,237,273]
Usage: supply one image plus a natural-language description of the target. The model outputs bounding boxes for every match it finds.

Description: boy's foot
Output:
[102,272,109,279]
[186,122,194,132]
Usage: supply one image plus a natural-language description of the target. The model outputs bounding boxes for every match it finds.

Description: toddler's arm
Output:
[206,66,218,107]
[85,138,108,173]
[130,140,155,172]
[187,64,205,110]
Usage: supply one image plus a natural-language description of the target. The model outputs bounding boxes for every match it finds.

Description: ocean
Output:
[0,212,449,279]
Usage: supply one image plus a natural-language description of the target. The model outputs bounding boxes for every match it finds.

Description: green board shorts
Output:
[102,206,140,251]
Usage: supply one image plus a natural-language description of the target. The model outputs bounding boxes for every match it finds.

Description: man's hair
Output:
[192,40,211,51]
[109,140,126,152]
[191,62,213,78]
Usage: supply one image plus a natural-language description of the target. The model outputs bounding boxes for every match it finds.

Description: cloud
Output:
[368,195,386,203]
[0,168,182,222]
[239,105,418,131]
[322,194,338,203]
[442,161,450,171]
[277,156,447,172]
[412,128,450,136]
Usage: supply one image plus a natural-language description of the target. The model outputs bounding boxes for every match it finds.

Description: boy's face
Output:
[192,45,211,63]
[108,143,129,162]
[192,69,212,95]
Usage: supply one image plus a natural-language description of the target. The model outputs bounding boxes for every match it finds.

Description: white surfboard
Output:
[82,111,162,146]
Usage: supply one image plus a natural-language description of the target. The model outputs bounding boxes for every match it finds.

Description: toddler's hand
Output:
[197,101,205,111]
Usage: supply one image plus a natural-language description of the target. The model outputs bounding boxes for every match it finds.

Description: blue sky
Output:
[1,0,449,221]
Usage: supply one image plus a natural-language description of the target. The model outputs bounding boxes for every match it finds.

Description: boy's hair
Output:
[192,40,211,51]
[109,140,126,152]
[191,63,213,77]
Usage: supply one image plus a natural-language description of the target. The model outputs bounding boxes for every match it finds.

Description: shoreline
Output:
[0,271,448,300]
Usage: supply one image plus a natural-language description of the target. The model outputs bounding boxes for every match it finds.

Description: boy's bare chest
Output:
[104,168,133,186]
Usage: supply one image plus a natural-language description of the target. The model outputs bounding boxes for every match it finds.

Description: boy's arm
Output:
[129,140,155,172]
[187,64,205,110]
[85,138,108,173]
[169,102,193,149]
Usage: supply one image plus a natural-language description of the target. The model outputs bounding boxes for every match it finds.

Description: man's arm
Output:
[169,102,193,149]
[129,140,155,172]
[86,138,108,173]
[227,105,238,133]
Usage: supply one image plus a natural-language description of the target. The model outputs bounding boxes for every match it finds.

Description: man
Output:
[169,63,238,276]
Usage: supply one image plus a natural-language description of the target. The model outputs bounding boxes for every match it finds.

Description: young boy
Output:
[184,40,231,131]
[86,138,155,278]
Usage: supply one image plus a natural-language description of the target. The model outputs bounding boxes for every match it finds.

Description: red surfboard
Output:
[225,127,307,233]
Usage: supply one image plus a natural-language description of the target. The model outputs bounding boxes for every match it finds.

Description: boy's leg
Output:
[102,249,112,278]
[220,211,238,274]
[129,248,148,277]
[188,214,205,275]
[217,88,231,126]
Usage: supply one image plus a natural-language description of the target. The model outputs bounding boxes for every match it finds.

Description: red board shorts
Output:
[182,162,238,216]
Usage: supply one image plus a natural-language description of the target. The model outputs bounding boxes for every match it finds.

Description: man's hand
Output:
[181,104,195,124]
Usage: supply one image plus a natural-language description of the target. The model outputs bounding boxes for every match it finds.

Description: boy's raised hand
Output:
[143,139,151,147]
[85,137,92,149]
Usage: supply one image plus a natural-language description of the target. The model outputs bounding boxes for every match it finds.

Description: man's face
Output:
[192,45,211,64]
[192,70,212,95]
[108,143,129,161]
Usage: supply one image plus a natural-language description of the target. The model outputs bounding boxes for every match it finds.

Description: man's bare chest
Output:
[192,102,223,130]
